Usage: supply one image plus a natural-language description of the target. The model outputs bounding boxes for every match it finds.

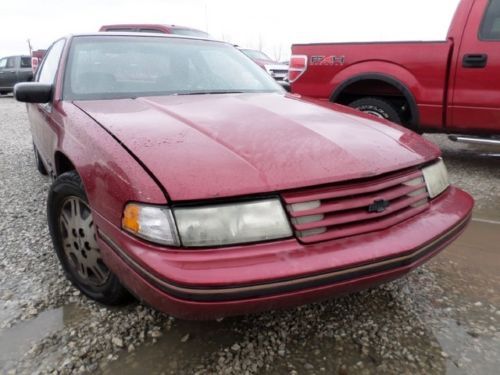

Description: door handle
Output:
[462,54,488,68]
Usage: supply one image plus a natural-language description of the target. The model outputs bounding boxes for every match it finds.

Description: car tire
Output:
[33,143,48,175]
[47,170,130,305]
[349,97,402,124]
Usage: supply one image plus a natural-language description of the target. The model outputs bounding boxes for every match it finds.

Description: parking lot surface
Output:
[0,96,499,374]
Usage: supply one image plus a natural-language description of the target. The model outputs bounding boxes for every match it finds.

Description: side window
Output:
[38,39,65,84]
[480,0,500,40]
[6,57,15,69]
[20,57,31,68]
[0,58,6,69]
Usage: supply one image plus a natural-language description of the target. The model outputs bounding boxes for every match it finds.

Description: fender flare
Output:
[330,73,420,128]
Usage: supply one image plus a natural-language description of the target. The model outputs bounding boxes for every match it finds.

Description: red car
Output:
[99,23,210,38]
[15,33,473,319]
[290,0,500,144]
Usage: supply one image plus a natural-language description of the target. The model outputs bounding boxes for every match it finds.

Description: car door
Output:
[28,39,66,172]
[450,0,500,134]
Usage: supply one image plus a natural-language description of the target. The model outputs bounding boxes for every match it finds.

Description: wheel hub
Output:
[59,196,110,286]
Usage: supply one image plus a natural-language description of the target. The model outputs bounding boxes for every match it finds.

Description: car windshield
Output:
[241,49,271,61]
[63,36,283,100]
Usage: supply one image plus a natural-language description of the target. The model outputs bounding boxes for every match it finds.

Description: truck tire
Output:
[47,170,131,305]
[349,97,402,124]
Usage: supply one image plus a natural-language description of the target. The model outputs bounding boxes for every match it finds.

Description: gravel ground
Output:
[0,95,499,374]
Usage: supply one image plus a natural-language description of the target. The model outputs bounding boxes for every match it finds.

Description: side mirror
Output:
[14,82,53,103]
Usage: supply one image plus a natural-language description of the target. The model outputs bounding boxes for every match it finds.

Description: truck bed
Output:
[291,40,453,129]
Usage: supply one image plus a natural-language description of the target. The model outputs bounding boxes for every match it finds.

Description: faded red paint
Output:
[25,34,474,319]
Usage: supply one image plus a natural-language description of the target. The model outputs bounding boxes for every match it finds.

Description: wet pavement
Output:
[0,96,499,374]
[98,208,500,375]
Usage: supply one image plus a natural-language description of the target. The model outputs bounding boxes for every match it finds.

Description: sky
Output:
[1,0,461,60]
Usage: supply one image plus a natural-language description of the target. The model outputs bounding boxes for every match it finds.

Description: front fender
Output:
[55,102,167,227]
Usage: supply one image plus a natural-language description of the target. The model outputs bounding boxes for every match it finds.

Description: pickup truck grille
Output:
[282,168,430,244]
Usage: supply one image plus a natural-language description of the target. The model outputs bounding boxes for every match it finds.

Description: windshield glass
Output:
[241,49,271,61]
[63,36,283,100]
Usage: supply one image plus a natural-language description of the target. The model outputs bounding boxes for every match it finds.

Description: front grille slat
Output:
[297,204,429,244]
[283,168,430,244]
[284,170,423,204]
[289,182,426,217]
[293,193,429,231]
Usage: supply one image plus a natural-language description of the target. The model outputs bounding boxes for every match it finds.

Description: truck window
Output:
[0,58,6,69]
[139,28,165,33]
[105,28,135,32]
[38,39,65,84]
[6,57,15,69]
[20,57,31,68]
[480,0,500,40]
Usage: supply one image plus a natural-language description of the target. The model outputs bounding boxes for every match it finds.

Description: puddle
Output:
[474,201,500,224]
[101,318,243,374]
[0,304,87,370]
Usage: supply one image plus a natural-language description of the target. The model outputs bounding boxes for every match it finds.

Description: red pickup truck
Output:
[290,0,500,144]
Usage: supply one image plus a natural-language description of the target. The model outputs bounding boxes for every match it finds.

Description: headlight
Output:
[174,198,292,247]
[122,203,180,246]
[422,158,450,198]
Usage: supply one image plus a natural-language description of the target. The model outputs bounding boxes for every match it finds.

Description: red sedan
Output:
[14,33,473,319]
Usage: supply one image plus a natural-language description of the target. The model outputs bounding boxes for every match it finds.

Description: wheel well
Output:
[54,152,76,176]
[331,76,419,129]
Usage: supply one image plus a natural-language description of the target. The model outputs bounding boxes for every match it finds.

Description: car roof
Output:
[66,32,223,44]
[100,23,203,30]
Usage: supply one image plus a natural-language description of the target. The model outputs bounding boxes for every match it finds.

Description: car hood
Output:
[75,93,440,201]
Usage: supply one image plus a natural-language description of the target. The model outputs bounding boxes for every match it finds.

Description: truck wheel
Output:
[33,143,48,175]
[47,170,131,305]
[349,97,402,124]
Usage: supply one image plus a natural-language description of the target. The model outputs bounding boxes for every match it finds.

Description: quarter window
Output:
[38,39,65,84]
[480,0,500,40]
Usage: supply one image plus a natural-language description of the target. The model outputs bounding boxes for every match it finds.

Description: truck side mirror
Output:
[14,82,53,103]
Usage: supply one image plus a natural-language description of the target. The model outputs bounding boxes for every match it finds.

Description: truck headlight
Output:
[422,158,450,198]
[174,198,292,247]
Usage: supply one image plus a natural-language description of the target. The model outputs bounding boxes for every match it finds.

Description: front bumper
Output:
[95,186,473,319]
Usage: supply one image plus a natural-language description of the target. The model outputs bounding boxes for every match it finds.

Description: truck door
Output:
[450,0,500,133]
[0,57,17,89]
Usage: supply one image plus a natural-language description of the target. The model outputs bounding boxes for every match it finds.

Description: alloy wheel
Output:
[58,196,110,286]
